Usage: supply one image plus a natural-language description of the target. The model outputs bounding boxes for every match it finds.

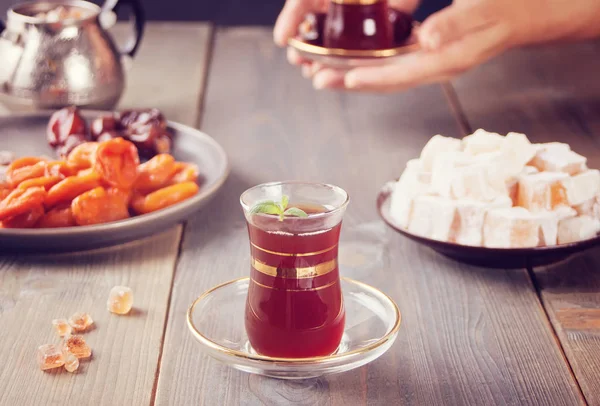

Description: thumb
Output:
[418,3,499,50]
[274,0,328,47]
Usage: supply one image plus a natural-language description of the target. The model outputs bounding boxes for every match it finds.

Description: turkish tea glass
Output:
[240,181,349,358]
[324,0,393,50]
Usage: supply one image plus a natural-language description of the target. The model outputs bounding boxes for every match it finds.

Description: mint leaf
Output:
[283,207,308,218]
[249,196,307,222]
[280,195,289,211]
[250,201,282,215]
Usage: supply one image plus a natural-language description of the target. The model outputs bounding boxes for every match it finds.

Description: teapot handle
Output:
[102,0,145,57]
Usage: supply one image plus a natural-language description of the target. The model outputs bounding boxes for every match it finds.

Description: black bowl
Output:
[377,185,600,269]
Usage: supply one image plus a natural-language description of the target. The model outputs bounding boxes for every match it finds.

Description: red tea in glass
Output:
[240,182,349,358]
[324,0,393,50]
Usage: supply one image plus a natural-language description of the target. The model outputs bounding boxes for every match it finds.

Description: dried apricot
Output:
[134,154,178,193]
[18,176,62,191]
[6,157,45,171]
[72,187,130,226]
[46,171,101,208]
[67,142,98,171]
[169,162,199,185]
[45,161,74,178]
[94,138,139,189]
[131,182,199,214]
[37,203,76,228]
[2,204,44,228]
[6,158,47,187]
[107,187,132,206]
[0,187,46,221]
[0,183,11,201]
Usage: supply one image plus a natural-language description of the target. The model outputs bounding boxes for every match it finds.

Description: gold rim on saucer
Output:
[288,37,420,59]
[186,276,402,364]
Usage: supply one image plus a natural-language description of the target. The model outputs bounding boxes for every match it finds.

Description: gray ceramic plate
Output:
[0,111,229,253]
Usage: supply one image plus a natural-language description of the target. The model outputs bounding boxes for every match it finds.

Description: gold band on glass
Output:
[251,278,338,292]
[251,242,337,257]
[251,257,337,278]
[330,0,383,4]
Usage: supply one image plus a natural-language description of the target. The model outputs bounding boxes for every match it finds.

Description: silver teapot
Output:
[0,0,144,109]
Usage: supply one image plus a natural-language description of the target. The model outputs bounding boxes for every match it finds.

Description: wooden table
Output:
[0,23,599,405]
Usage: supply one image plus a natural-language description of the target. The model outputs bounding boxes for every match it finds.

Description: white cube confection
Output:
[531,211,558,247]
[530,142,587,175]
[430,151,507,201]
[430,151,474,197]
[506,166,539,205]
[462,129,504,155]
[574,196,600,220]
[560,169,600,206]
[517,172,569,212]
[408,195,457,241]
[523,166,541,175]
[450,162,508,202]
[499,132,538,178]
[419,135,462,172]
[558,216,600,244]
[389,165,431,229]
[483,207,539,248]
[406,159,432,184]
[529,208,575,247]
[555,206,578,221]
[451,197,512,246]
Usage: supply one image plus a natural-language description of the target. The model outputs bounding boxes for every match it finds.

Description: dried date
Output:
[91,116,119,140]
[47,106,88,147]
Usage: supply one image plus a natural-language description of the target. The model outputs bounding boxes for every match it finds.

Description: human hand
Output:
[276,0,600,92]
[273,0,420,79]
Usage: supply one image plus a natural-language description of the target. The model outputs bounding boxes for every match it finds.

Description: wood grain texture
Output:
[451,39,600,405]
[0,22,212,405]
[114,22,213,127]
[154,27,582,406]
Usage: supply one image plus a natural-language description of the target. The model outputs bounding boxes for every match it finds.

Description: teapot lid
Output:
[8,0,100,26]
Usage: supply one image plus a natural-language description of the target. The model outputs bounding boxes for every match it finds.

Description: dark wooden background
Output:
[0,0,451,24]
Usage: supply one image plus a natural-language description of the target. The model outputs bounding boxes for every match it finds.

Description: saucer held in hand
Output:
[289,9,420,68]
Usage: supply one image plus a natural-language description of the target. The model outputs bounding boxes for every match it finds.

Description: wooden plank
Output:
[115,22,213,127]
[0,22,212,405]
[154,27,582,405]
[450,39,600,405]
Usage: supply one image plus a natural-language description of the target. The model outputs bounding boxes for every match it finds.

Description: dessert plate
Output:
[187,277,401,379]
[0,111,229,253]
[377,185,600,268]
[288,24,420,69]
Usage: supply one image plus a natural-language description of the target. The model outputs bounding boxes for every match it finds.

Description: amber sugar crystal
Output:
[63,351,80,373]
[62,335,92,359]
[107,286,133,315]
[37,344,65,371]
[52,318,72,337]
[68,312,94,332]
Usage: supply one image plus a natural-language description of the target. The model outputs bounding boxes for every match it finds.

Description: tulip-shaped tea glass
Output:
[324,0,393,50]
[240,181,349,358]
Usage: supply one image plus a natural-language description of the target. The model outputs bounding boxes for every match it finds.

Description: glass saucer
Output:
[186,277,401,379]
